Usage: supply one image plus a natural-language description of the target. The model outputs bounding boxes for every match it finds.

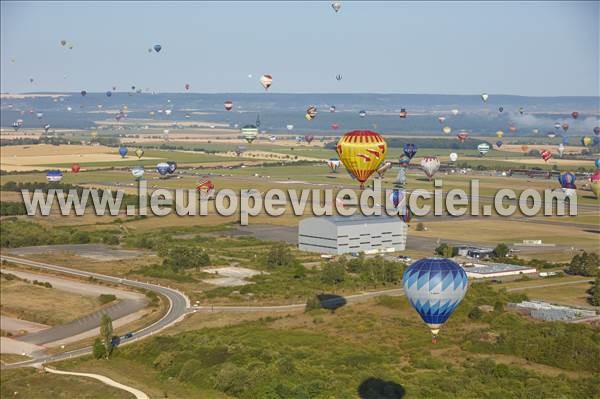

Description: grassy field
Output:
[0,368,133,399]
[0,274,109,326]
[494,275,596,309]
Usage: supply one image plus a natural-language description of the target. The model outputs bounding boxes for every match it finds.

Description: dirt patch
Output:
[202,266,265,287]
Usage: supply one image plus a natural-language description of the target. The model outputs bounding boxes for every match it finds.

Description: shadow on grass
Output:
[317,293,347,313]
[358,377,406,399]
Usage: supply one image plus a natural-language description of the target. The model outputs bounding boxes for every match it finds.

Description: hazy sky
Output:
[1,1,598,96]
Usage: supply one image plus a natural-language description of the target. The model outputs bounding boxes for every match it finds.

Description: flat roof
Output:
[305,214,401,227]
[461,262,535,275]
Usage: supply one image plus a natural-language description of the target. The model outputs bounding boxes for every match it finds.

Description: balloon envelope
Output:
[118,146,128,158]
[403,258,468,340]
[420,157,440,180]
[153,44,162,52]
[403,143,417,159]
[336,130,387,189]
[260,74,273,90]
[449,152,458,162]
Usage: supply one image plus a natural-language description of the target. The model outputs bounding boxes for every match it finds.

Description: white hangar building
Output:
[298,215,407,255]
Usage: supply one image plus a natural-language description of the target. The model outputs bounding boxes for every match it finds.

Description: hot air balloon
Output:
[12,122,19,131]
[118,146,128,158]
[286,124,294,131]
[456,131,469,142]
[305,134,315,144]
[71,163,81,173]
[132,167,145,179]
[260,74,273,90]
[60,40,67,46]
[36,112,43,119]
[164,109,172,116]
[594,127,600,136]
[394,167,406,187]
[80,90,87,96]
[547,131,556,139]
[595,159,600,169]
[400,206,412,224]
[29,77,34,83]
[495,140,503,148]
[518,107,524,115]
[562,123,569,132]
[532,128,539,134]
[329,105,336,113]
[67,106,72,111]
[581,136,593,147]
[376,161,392,178]
[481,93,489,102]
[403,258,468,343]
[540,149,552,162]
[437,116,446,124]
[359,110,367,118]
[592,170,600,182]
[477,143,491,156]
[153,44,162,53]
[388,189,404,210]
[521,144,529,153]
[451,109,459,116]
[331,123,340,130]
[106,91,112,97]
[331,1,342,13]
[442,126,452,135]
[224,100,233,111]
[135,148,144,159]
[196,177,215,191]
[336,130,387,189]
[496,130,504,138]
[306,106,318,120]
[269,135,276,142]
[420,157,440,181]
[185,83,190,91]
[449,152,458,162]
[336,74,342,81]
[509,125,517,133]
[592,180,600,199]
[571,112,579,119]
[396,156,409,169]
[46,170,63,182]
[43,124,50,133]
[399,108,407,118]
[498,106,504,113]
[327,158,341,173]
[557,172,577,198]
[554,122,561,130]
[242,125,258,143]
[557,143,565,157]
[403,144,417,160]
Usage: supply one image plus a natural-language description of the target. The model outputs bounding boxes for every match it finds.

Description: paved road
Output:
[0,255,190,370]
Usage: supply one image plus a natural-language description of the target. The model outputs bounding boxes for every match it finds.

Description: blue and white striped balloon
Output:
[403,258,468,342]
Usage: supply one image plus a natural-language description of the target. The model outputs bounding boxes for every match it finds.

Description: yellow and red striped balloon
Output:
[336,130,387,189]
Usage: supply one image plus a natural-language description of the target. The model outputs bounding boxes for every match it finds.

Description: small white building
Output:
[298,214,407,255]
[461,262,537,279]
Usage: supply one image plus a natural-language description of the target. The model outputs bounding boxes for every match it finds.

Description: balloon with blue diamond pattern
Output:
[402,258,468,343]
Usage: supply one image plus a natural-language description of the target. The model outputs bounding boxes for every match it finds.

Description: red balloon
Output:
[540,149,552,162]
[71,163,81,173]
[571,111,579,119]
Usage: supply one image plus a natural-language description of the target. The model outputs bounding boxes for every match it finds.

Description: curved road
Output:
[0,255,190,370]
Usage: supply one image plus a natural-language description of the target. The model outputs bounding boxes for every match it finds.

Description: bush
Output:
[468,307,483,320]
[93,337,106,359]
[266,243,296,268]
[415,222,424,231]
[98,294,117,305]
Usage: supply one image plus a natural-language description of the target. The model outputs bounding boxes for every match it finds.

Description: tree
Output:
[99,313,113,358]
[588,274,600,306]
[416,222,425,231]
[566,251,600,276]
[92,337,106,359]
[266,242,295,268]
[321,262,346,284]
[435,243,457,258]
[493,243,510,258]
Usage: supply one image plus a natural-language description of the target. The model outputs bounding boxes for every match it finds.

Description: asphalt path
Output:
[0,255,190,370]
